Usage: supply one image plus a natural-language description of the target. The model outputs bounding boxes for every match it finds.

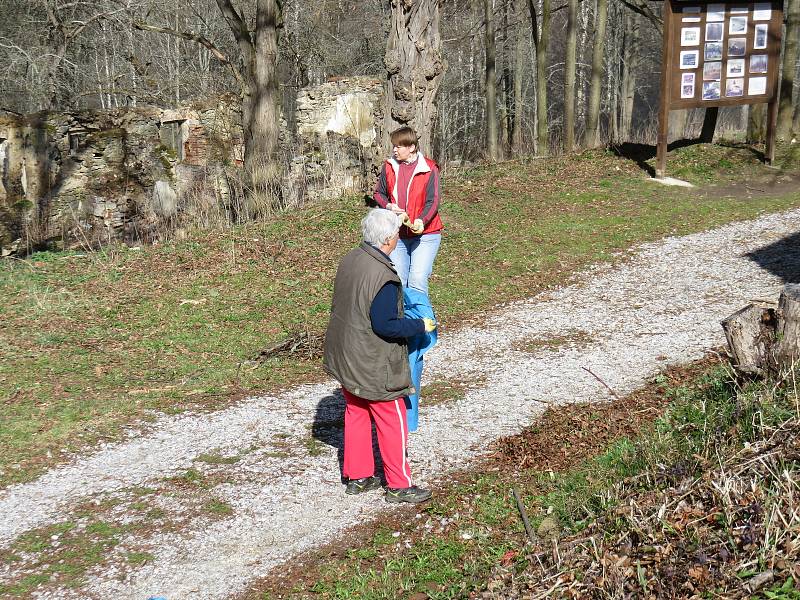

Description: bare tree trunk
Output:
[748,103,767,143]
[244,0,283,213]
[607,0,621,142]
[501,0,513,151]
[586,0,608,147]
[564,0,578,152]
[620,11,638,140]
[529,0,551,155]
[576,0,590,128]
[512,0,526,152]
[777,0,799,139]
[486,0,500,160]
[385,0,446,154]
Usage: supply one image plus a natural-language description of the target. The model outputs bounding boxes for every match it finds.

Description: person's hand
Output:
[422,318,437,332]
[410,218,424,234]
[386,203,405,215]
[399,212,411,228]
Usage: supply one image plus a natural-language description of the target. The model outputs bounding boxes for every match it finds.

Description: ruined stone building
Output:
[0,76,384,254]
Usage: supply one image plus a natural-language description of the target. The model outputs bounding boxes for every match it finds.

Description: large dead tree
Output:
[384,0,446,154]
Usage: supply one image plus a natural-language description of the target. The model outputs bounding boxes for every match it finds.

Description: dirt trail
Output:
[1,208,799,599]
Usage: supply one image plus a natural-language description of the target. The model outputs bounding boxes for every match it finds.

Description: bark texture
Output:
[244,0,283,213]
[722,303,778,375]
[512,0,526,152]
[776,284,800,369]
[619,12,638,140]
[586,0,608,148]
[747,102,767,143]
[722,285,800,377]
[384,0,446,154]
[529,0,551,155]
[564,0,578,152]
[485,0,500,160]
[777,0,799,139]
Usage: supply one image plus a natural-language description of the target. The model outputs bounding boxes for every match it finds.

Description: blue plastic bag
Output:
[403,288,437,432]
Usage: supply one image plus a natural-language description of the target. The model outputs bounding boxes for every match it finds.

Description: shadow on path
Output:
[312,388,383,484]
[745,231,800,285]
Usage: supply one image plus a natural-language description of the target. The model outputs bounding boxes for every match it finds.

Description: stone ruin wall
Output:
[0,102,245,253]
[0,77,384,255]
[293,77,384,202]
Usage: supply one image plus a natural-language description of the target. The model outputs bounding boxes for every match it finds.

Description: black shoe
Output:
[345,476,382,495]
[385,486,432,503]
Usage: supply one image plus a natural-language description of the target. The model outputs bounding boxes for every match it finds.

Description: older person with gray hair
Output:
[323,208,436,503]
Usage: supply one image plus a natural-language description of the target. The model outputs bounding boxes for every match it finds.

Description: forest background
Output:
[1,0,798,209]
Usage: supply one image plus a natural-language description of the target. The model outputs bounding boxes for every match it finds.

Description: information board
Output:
[655,0,783,177]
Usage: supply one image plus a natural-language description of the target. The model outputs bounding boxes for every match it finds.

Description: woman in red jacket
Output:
[373,126,443,295]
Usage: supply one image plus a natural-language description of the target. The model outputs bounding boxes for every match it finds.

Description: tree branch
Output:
[620,0,663,32]
[214,0,253,62]
[133,22,244,85]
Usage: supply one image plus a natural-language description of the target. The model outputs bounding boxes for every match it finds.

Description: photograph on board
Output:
[727,58,745,77]
[682,5,702,21]
[729,16,747,35]
[680,50,700,69]
[729,5,748,12]
[681,27,701,46]
[753,2,771,20]
[681,73,696,98]
[728,38,746,56]
[754,24,769,49]
[705,22,724,41]
[750,54,768,73]
[706,3,726,21]
[704,61,722,80]
[702,81,721,100]
[725,78,744,97]
[705,41,723,60]
[748,76,767,94]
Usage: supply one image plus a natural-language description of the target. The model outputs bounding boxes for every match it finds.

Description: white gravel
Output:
[2,208,799,599]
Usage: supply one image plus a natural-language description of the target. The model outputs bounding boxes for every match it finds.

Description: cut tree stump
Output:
[722,284,800,377]
[721,302,778,375]
[776,284,800,370]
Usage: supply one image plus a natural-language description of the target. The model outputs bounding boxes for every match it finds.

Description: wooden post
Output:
[655,0,673,178]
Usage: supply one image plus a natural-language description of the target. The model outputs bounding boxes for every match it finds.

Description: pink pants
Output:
[342,388,413,489]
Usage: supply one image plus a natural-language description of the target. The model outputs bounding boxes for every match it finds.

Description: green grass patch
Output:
[203,498,234,516]
[195,452,241,465]
[1,143,799,487]
[0,518,133,594]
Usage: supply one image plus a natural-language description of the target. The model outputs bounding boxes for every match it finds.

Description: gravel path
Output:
[2,208,799,599]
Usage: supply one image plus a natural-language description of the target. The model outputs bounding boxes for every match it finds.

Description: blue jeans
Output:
[390,233,442,295]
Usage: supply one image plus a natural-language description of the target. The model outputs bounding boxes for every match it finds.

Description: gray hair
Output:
[361,208,401,246]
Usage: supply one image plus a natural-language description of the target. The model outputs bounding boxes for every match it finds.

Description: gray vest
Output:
[323,242,414,400]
